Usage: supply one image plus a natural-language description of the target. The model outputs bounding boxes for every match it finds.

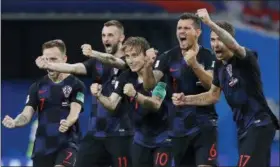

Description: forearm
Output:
[191,62,213,89]
[91,51,126,69]
[14,114,32,127]
[183,92,218,106]
[135,93,160,110]
[143,68,157,90]
[48,63,86,75]
[207,21,239,50]
[97,94,116,111]
[66,107,81,126]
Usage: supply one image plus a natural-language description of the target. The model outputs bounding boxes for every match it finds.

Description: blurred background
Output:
[1,0,279,166]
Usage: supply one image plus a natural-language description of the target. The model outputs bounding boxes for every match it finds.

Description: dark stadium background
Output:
[1,0,279,166]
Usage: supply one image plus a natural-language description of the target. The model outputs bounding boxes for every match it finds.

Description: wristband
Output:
[133,92,138,100]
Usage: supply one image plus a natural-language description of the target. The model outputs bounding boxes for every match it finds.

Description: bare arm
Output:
[47,63,87,75]
[183,84,221,106]
[191,62,213,89]
[66,102,82,126]
[14,106,35,127]
[97,93,122,111]
[207,21,246,58]
[90,51,126,69]
[135,93,163,111]
[143,68,164,90]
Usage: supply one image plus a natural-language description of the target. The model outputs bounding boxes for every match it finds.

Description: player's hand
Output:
[2,115,16,128]
[90,83,102,97]
[172,93,186,106]
[183,48,198,67]
[196,8,212,24]
[35,56,49,69]
[59,119,71,133]
[81,44,93,57]
[144,48,158,67]
[123,83,136,97]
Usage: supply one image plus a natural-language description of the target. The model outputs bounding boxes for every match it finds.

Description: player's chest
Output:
[37,84,74,107]
[218,64,248,104]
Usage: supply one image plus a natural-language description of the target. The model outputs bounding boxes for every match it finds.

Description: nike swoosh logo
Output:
[39,90,47,94]
[169,68,178,72]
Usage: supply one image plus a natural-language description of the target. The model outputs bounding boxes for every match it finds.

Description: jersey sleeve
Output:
[204,51,216,71]
[154,53,169,73]
[212,60,220,87]
[113,70,130,97]
[241,48,259,65]
[82,58,96,76]
[70,80,86,108]
[25,83,39,110]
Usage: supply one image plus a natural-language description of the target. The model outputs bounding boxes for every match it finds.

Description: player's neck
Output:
[137,67,145,82]
[181,43,199,55]
[114,44,123,58]
[48,73,70,83]
[222,52,234,64]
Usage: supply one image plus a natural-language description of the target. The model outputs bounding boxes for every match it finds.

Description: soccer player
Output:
[91,37,172,167]
[143,13,218,167]
[172,8,280,167]
[35,20,133,167]
[2,39,86,167]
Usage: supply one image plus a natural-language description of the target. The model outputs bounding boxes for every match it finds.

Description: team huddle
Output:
[2,9,279,167]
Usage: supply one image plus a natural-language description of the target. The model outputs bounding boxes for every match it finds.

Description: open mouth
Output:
[180,37,187,42]
[105,43,111,48]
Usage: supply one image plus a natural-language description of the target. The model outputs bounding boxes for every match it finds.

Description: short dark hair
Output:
[104,20,124,34]
[179,12,201,29]
[122,37,150,55]
[42,39,66,54]
[214,21,235,37]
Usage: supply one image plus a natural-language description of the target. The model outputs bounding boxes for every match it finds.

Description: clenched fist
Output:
[90,83,102,97]
[183,48,198,67]
[59,119,71,133]
[2,115,16,128]
[123,83,136,97]
[81,44,93,57]
[172,93,186,106]
[144,48,158,67]
[196,8,212,24]
[36,56,49,69]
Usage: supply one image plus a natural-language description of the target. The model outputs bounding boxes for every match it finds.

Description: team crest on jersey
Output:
[226,64,238,87]
[62,85,72,98]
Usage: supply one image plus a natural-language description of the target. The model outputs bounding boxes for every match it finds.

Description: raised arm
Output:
[36,56,87,75]
[172,84,221,106]
[81,44,127,69]
[90,83,122,111]
[197,8,246,58]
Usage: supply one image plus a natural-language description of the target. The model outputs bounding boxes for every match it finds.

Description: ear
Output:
[120,34,125,43]
[63,55,68,63]
[196,29,202,38]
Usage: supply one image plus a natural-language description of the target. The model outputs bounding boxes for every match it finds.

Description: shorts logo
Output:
[114,81,119,89]
[62,85,72,98]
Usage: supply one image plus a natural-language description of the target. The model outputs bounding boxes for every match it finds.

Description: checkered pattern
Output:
[83,59,134,137]
[25,75,85,157]
[213,48,280,135]
[155,46,218,137]
[114,70,170,147]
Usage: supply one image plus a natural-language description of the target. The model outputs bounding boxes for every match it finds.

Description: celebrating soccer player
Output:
[91,37,172,167]
[172,8,280,167]
[2,40,86,167]
[35,20,133,167]
[143,13,218,167]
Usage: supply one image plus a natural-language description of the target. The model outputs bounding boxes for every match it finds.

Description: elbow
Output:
[212,95,220,104]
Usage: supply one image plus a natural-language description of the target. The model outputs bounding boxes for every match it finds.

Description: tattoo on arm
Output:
[15,114,29,127]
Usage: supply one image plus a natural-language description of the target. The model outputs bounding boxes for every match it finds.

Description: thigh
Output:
[131,142,153,167]
[154,146,172,167]
[238,124,275,167]
[32,153,56,167]
[75,134,110,167]
[172,136,194,167]
[194,126,218,166]
[55,147,77,167]
[105,136,133,167]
